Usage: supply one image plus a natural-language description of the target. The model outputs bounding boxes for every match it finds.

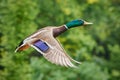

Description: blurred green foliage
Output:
[0,0,120,80]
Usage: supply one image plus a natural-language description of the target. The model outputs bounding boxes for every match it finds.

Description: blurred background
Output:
[0,0,120,80]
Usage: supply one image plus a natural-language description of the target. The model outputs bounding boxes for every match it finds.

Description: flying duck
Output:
[15,19,93,67]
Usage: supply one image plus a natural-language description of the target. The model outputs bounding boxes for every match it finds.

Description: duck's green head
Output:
[65,19,93,29]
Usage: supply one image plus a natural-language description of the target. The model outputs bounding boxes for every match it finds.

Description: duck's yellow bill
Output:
[84,21,93,25]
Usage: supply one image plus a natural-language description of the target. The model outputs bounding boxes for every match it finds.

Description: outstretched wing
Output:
[30,27,81,67]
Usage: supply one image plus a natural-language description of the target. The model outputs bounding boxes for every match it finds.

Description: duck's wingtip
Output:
[71,59,82,64]
[14,49,17,53]
[14,47,19,53]
[15,50,17,53]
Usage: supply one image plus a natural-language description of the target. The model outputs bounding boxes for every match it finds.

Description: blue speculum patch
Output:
[34,40,49,52]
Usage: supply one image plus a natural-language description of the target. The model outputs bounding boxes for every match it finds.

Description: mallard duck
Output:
[15,19,92,67]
